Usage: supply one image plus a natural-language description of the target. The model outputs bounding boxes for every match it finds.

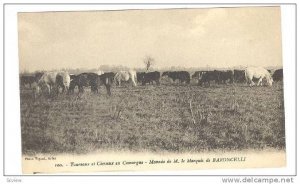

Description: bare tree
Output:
[143,55,155,71]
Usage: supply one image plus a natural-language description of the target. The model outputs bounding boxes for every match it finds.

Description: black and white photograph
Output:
[17,6,286,173]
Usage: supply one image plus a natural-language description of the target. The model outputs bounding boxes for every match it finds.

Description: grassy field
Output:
[20,81,285,155]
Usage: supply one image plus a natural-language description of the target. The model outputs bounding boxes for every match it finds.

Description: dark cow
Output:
[68,74,80,93]
[233,70,246,83]
[69,73,112,95]
[20,72,44,88]
[272,69,283,82]
[192,71,205,79]
[192,71,207,85]
[137,71,160,85]
[215,70,234,84]
[69,74,77,80]
[69,73,96,93]
[162,71,190,84]
[103,72,116,82]
[267,69,277,77]
[198,71,219,86]
[137,72,144,84]
[20,75,36,88]
[35,72,44,81]
[98,72,114,95]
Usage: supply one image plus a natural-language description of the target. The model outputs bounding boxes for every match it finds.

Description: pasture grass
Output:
[20,82,285,155]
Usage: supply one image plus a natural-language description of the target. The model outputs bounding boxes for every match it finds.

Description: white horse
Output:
[114,70,137,87]
[34,71,71,96]
[245,67,273,86]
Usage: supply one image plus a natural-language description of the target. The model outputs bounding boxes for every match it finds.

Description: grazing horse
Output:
[114,70,137,87]
[36,72,57,95]
[56,72,71,92]
[245,67,273,86]
[35,71,70,96]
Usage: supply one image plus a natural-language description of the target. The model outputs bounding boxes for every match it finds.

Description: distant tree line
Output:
[19,64,282,75]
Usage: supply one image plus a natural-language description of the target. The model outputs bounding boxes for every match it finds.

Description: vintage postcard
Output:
[18,6,285,174]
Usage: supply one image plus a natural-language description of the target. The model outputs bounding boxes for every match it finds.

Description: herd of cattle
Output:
[20,67,283,97]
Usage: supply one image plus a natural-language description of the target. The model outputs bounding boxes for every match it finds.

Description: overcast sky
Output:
[18,7,282,72]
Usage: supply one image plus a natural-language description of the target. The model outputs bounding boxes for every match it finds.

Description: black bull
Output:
[137,71,160,85]
[162,71,190,84]
[233,70,246,83]
[272,69,283,81]
[192,70,234,86]
[69,72,114,95]
[20,72,44,88]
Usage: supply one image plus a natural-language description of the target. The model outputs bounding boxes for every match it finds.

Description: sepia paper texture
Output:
[19,6,285,174]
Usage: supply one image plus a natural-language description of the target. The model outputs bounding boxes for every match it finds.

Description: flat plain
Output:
[20,80,285,155]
